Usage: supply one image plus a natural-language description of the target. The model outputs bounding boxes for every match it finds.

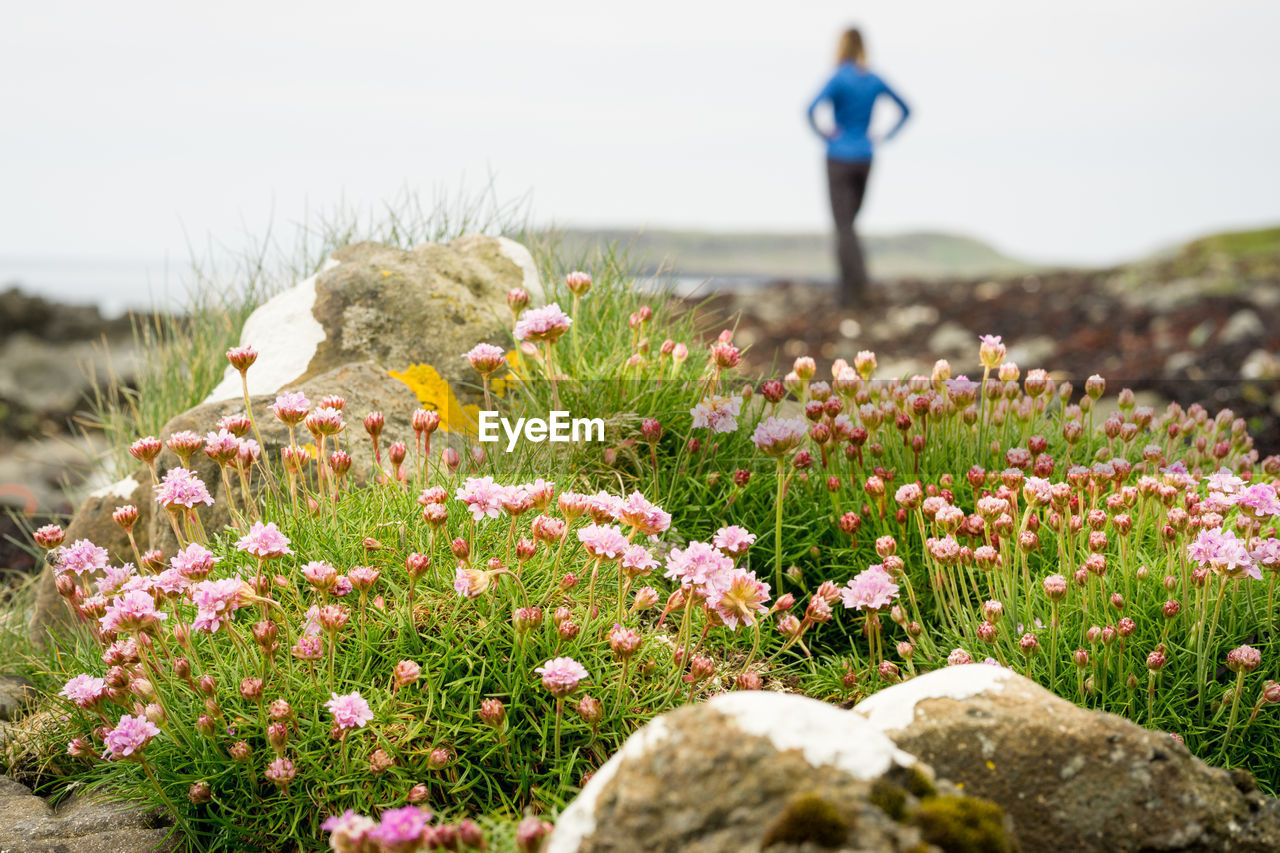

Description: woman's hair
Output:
[836,28,866,66]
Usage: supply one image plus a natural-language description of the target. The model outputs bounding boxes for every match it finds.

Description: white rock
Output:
[495,236,545,302]
[546,717,671,853]
[547,691,918,853]
[89,474,141,501]
[203,257,340,404]
[852,664,1014,733]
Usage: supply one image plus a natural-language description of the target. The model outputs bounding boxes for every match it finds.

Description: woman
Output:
[807,28,910,309]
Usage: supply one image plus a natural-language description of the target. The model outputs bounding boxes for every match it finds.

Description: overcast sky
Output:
[4,0,1279,283]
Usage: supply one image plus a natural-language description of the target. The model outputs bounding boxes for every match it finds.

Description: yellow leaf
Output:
[388,363,479,437]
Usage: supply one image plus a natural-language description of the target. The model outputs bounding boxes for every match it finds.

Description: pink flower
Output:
[374,806,433,849]
[236,521,293,559]
[464,342,507,376]
[154,467,215,509]
[150,568,190,597]
[269,391,311,425]
[305,406,345,437]
[578,524,629,560]
[265,757,296,789]
[453,565,492,599]
[455,476,506,521]
[54,539,109,577]
[585,490,624,523]
[102,713,160,760]
[565,270,593,295]
[302,560,338,591]
[292,635,323,660]
[616,491,671,535]
[33,523,66,549]
[1206,469,1245,495]
[1187,528,1259,580]
[705,569,771,630]
[1251,538,1280,571]
[520,478,556,509]
[664,540,734,587]
[712,525,756,558]
[978,334,1005,368]
[100,589,167,634]
[59,674,106,708]
[514,303,572,342]
[620,544,658,578]
[751,416,808,457]
[535,657,589,697]
[690,395,743,434]
[947,648,974,666]
[203,428,241,464]
[325,691,374,730]
[223,345,259,376]
[1234,483,1280,519]
[840,564,900,612]
[1227,644,1262,673]
[170,543,219,578]
[96,564,136,597]
[393,660,421,689]
[190,577,250,633]
[322,810,378,851]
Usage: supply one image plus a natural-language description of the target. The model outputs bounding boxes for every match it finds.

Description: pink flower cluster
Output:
[325,691,374,730]
[514,303,572,342]
[236,522,294,559]
[190,577,250,633]
[154,467,215,509]
[751,416,808,457]
[1187,528,1261,580]
[535,657,589,697]
[102,713,160,760]
[99,589,167,634]
[55,539,109,576]
[840,564,900,612]
[578,524,630,559]
[690,394,743,434]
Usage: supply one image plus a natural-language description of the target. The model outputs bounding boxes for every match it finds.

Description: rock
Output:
[1004,336,1057,369]
[1240,349,1279,381]
[0,777,175,853]
[1219,309,1264,346]
[0,675,35,722]
[203,235,541,406]
[0,335,138,437]
[29,361,426,644]
[1164,351,1198,378]
[853,665,1280,853]
[28,471,151,647]
[0,775,52,833]
[883,304,938,335]
[547,690,1015,853]
[927,321,973,357]
[0,435,102,517]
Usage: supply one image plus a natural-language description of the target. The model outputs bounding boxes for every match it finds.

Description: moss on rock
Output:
[911,795,1017,853]
[761,792,852,848]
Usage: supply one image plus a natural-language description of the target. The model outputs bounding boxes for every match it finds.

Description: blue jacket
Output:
[808,63,910,162]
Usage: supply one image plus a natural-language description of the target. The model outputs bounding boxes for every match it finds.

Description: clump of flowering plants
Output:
[26,343,798,850]
[511,268,1280,791]
[10,248,1280,852]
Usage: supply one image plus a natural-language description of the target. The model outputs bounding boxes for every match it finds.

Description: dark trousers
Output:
[826,157,872,307]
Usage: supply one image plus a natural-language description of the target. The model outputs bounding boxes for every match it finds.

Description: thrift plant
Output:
[15,264,1280,853]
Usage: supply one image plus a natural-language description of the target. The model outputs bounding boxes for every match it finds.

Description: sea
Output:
[0,255,202,317]
[0,255,802,319]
